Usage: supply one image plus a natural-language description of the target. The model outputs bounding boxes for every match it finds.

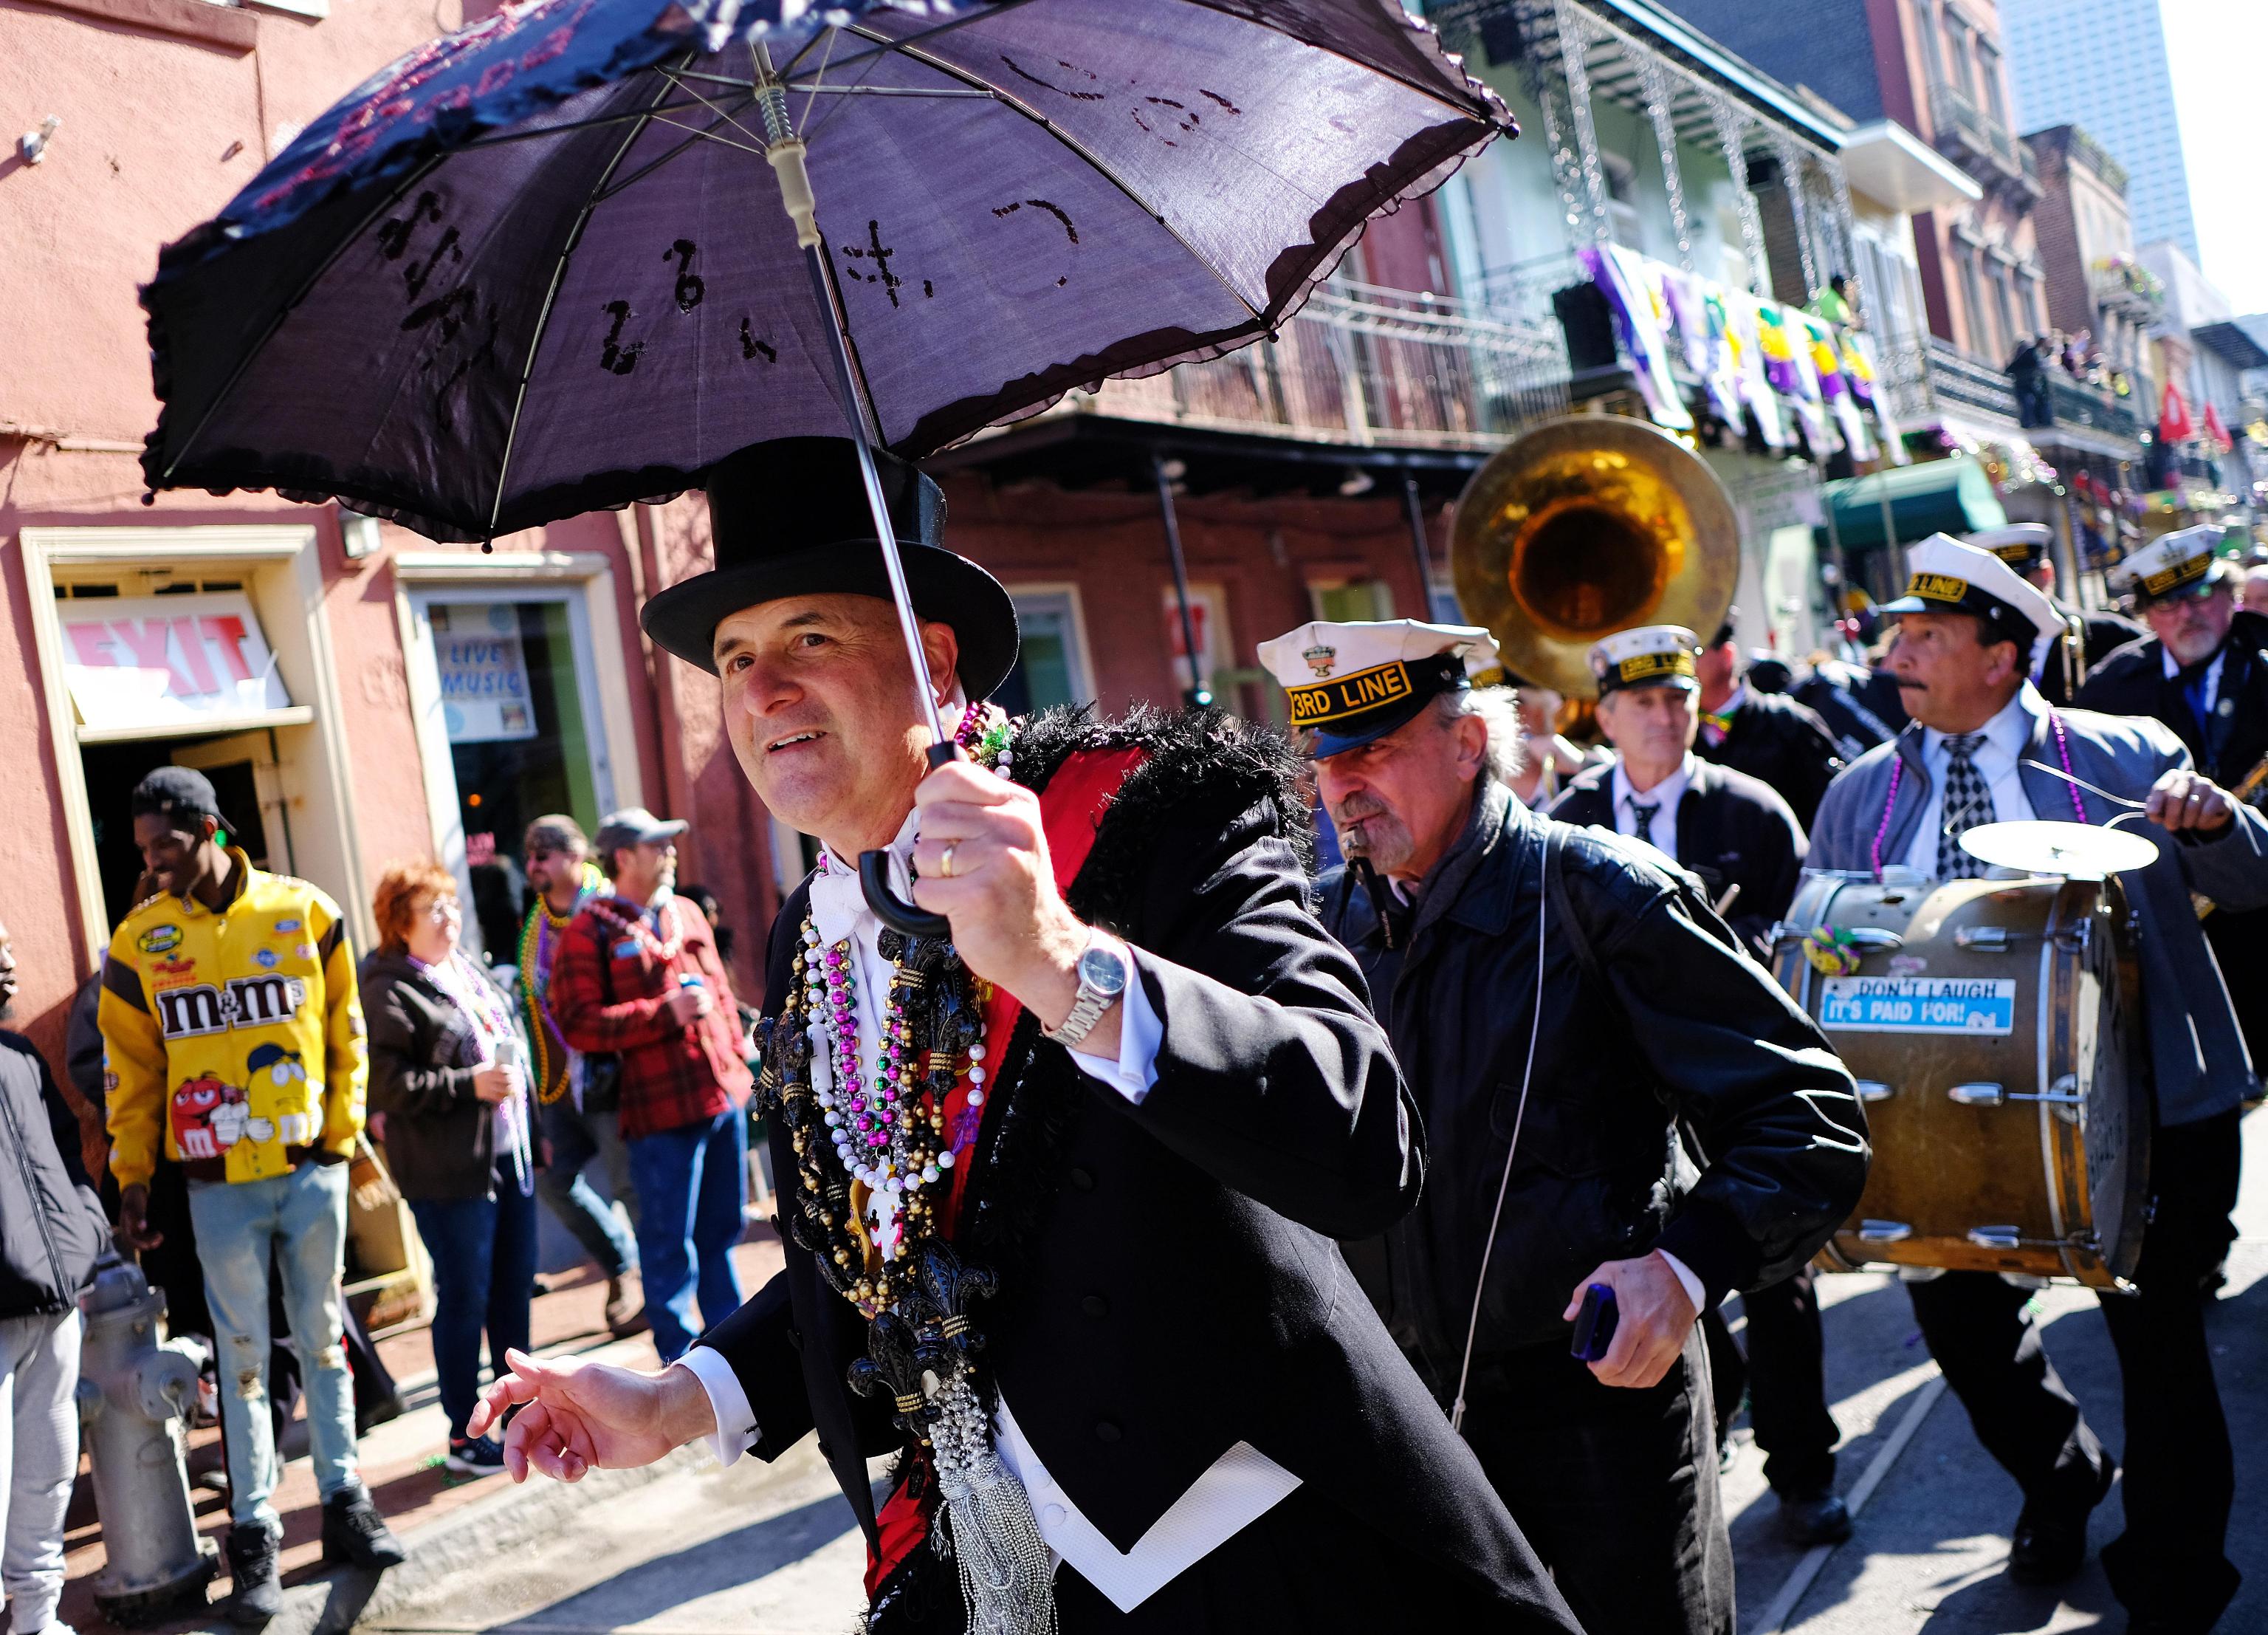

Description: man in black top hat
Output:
[1262,615,1867,1635]
[472,439,1584,1635]
[1692,617,1843,827]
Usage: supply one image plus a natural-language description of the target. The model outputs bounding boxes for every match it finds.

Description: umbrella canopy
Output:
[142,0,1510,542]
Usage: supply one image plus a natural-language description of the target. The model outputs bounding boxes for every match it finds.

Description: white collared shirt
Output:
[1903,685,2040,875]
[1610,753,1696,863]
[675,809,1300,1611]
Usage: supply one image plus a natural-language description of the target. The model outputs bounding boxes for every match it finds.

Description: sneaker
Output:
[224,1523,283,1627]
[319,1485,408,1571]
[446,1436,506,1476]
[604,1275,649,1339]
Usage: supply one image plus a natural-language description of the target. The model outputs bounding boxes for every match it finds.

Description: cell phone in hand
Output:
[1570,1282,1619,1362]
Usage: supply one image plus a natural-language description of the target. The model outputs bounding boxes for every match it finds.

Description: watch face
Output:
[1079,942,1130,997]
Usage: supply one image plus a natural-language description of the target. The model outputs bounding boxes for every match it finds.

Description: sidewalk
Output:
[55,1230,787,1635]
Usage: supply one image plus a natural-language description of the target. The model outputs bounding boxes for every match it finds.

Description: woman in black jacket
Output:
[0,995,110,1635]
[360,863,537,1476]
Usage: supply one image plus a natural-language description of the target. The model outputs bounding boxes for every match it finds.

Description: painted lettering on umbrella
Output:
[666,239,704,312]
[991,199,1079,288]
[738,318,776,363]
[599,300,644,374]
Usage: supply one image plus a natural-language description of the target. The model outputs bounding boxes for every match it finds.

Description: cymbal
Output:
[1958,820,2159,877]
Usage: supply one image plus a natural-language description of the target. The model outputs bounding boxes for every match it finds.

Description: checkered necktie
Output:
[1937,733,1991,880]
[1630,801,1659,846]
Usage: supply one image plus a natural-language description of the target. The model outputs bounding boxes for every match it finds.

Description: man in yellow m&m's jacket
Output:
[98,768,403,1624]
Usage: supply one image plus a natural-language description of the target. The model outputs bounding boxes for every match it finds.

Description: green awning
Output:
[1816,456,2007,551]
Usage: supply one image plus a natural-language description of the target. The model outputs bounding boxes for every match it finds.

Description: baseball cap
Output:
[592,808,688,863]
[130,767,238,838]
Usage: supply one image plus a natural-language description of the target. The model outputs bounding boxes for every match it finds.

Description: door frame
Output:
[392,552,639,957]
[18,525,368,962]
[172,730,295,877]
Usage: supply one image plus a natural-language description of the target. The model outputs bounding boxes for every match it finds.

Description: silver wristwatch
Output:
[1042,933,1131,1049]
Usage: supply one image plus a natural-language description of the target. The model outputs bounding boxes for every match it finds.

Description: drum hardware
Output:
[1449,415,1739,699]
[1947,1080,2086,1108]
[1774,870,2148,1288]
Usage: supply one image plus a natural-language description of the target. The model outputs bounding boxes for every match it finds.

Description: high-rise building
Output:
[1999,0,2199,263]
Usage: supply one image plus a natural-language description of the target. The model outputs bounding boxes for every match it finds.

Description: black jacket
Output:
[700,709,1579,1630]
[360,950,535,1201]
[1793,659,1906,758]
[0,1030,109,1320]
[1697,686,1843,826]
[2035,599,2148,707]
[2077,609,2268,1057]
[2076,610,2268,786]
[1326,782,1866,1371]
[1547,755,1806,954]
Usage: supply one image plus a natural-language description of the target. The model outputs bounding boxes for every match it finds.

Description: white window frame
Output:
[393,550,641,957]
[1003,582,1099,707]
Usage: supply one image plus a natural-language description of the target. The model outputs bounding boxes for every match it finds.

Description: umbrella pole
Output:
[762,60,955,937]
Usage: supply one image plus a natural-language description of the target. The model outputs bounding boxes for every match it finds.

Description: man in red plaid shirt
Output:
[549,808,752,1362]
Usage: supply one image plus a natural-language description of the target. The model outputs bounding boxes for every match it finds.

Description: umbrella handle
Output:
[859,743,961,939]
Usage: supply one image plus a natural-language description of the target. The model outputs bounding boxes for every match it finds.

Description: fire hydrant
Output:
[77,1256,217,1624]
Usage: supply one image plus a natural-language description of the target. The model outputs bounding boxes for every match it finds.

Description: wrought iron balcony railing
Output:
[1070,281,1570,450]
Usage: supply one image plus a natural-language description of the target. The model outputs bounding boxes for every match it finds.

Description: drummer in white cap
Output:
[1807,532,2268,1628]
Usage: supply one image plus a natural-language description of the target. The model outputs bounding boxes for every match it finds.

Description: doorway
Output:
[78,730,289,933]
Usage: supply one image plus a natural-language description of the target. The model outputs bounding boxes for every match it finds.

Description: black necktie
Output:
[1631,801,1659,846]
[1938,733,1990,880]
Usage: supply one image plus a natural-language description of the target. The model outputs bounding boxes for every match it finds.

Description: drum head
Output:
[1960,820,2157,878]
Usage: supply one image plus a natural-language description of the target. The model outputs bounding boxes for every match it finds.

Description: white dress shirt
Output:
[1903,685,2040,875]
[675,810,1300,1611]
[1609,752,1696,863]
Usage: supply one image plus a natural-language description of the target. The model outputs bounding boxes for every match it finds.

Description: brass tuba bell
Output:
[1451,416,1740,699]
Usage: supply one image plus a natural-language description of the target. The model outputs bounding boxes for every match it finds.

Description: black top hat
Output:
[639,438,1020,701]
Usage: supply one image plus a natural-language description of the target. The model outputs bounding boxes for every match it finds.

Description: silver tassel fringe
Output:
[927,1374,1056,1635]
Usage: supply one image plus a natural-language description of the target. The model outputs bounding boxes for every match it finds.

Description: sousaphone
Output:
[1451,416,1740,699]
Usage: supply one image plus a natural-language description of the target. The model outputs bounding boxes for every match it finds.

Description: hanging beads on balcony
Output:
[1634,52,1695,272]
[1707,92,1767,296]
[1770,131,1821,299]
[1551,0,1612,248]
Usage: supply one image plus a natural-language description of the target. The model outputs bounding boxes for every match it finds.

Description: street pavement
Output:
[185,1114,2268,1635]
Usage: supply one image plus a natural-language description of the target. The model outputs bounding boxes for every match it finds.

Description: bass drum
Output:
[1772,871,2149,1289]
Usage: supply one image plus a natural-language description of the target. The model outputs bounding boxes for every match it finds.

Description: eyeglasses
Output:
[425,897,461,923]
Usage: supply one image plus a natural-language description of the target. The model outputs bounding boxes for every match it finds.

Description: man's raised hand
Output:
[465,1349,718,1482]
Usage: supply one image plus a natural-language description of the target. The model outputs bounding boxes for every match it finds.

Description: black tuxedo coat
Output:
[698,710,1580,1631]
[2078,610,2268,1062]
[1696,688,1843,827]
[1548,755,1807,955]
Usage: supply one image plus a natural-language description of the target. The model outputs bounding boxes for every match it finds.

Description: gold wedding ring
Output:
[939,843,958,879]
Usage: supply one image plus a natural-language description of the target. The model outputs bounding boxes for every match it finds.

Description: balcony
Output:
[1072,281,1570,450]
[1928,80,2041,199]
[2089,266,2165,323]
[1922,336,2021,422]
[2013,369,2142,450]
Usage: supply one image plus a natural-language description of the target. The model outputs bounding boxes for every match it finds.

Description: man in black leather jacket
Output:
[1265,619,1869,1635]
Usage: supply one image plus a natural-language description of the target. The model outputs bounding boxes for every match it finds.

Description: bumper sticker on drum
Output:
[1820,976,2016,1035]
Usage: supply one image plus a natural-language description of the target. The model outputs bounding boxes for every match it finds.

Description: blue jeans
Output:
[627,1111,746,1362]
[535,1100,639,1278]
[406,1184,537,1442]
[187,1162,358,1529]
